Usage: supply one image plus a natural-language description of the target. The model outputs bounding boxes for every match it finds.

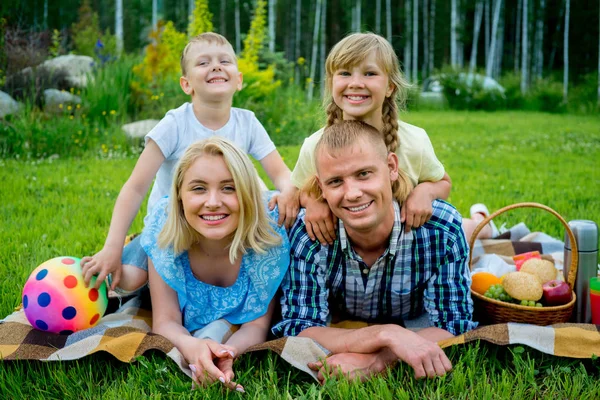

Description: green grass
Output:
[1,110,600,398]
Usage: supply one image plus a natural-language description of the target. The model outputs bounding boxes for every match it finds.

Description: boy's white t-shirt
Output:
[145,102,275,216]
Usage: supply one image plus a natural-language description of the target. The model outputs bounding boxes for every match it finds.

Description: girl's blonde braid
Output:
[325,101,344,127]
[381,98,400,153]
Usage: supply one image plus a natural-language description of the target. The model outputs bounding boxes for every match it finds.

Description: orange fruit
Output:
[471,272,502,295]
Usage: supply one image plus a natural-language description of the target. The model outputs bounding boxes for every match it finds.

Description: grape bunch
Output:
[519,300,543,307]
[484,284,516,303]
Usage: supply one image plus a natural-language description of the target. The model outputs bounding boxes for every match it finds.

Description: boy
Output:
[81,33,297,292]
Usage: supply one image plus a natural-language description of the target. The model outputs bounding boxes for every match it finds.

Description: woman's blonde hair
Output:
[158,137,280,263]
[324,32,413,154]
[307,120,413,203]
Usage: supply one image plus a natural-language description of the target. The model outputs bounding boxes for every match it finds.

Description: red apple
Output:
[542,280,573,306]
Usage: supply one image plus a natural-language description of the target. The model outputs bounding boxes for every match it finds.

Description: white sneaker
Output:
[470,203,499,238]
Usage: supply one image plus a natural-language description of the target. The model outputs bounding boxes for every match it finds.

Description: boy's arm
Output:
[81,139,165,289]
[401,172,452,231]
[260,150,300,228]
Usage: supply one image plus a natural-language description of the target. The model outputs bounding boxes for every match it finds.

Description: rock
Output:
[0,90,22,118]
[121,120,160,139]
[41,55,95,88]
[43,89,82,114]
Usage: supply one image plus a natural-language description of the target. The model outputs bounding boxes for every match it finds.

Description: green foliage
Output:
[527,80,566,114]
[187,0,213,37]
[71,0,116,59]
[439,68,506,111]
[241,0,268,65]
[48,29,62,59]
[567,73,600,114]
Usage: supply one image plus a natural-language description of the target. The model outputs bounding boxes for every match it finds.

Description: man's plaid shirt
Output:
[272,200,477,337]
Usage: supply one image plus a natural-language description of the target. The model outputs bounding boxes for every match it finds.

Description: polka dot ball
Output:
[22,257,108,334]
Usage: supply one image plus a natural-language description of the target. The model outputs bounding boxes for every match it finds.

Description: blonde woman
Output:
[141,137,290,392]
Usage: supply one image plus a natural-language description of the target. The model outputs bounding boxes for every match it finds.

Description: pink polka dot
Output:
[62,258,75,265]
[64,275,78,289]
[89,288,99,302]
[90,314,100,325]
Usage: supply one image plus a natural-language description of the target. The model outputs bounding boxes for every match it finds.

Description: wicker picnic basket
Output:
[468,202,579,326]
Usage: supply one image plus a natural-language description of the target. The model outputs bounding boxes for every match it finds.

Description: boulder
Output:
[43,89,82,114]
[41,55,95,88]
[121,120,160,139]
[0,90,22,118]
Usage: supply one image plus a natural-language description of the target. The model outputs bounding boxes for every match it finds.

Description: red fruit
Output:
[542,280,573,306]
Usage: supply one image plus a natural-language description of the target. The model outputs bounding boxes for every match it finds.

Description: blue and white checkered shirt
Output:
[272,200,476,337]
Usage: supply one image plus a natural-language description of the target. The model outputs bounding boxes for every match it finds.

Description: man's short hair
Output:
[180,32,237,76]
[308,120,413,203]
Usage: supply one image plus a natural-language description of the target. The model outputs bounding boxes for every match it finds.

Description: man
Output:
[272,120,476,381]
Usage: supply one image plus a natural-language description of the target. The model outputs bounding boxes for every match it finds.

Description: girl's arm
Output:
[148,259,236,387]
[81,139,165,289]
[260,150,300,229]
[401,172,452,231]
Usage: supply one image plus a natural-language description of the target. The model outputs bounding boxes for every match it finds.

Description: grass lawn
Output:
[1,110,599,398]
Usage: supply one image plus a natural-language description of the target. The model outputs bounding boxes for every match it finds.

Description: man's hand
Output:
[268,186,300,229]
[304,196,337,245]
[81,246,123,290]
[307,351,389,384]
[401,184,434,232]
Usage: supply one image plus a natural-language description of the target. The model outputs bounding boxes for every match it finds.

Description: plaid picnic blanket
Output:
[2,232,597,381]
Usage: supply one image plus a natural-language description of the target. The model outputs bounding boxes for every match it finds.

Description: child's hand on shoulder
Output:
[81,246,123,290]
[401,185,434,232]
[304,195,337,246]
[268,185,300,229]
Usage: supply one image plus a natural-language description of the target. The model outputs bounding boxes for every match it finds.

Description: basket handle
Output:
[468,202,579,289]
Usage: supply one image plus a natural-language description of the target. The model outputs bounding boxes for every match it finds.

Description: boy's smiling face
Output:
[180,41,243,103]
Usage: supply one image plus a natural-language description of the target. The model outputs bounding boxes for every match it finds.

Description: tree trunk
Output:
[152,0,158,30]
[548,0,564,71]
[486,0,501,77]
[450,0,457,67]
[533,0,545,80]
[295,0,301,83]
[457,0,464,68]
[563,0,569,102]
[356,0,361,31]
[320,0,327,97]
[43,0,48,30]
[269,0,276,52]
[514,0,521,73]
[412,0,418,82]
[189,0,194,21]
[422,0,429,78]
[386,0,392,43]
[404,0,412,79]
[376,0,381,33]
[494,4,504,79]
[521,0,528,93]
[116,0,123,56]
[308,0,322,101]
[598,1,600,108]
[220,0,226,36]
[235,0,241,53]
[429,0,435,73]
[484,0,490,61]
[469,0,484,74]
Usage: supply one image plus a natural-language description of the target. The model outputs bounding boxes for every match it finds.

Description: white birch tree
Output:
[356,0,361,31]
[493,5,504,78]
[295,0,301,83]
[320,0,327,97]
[429,0,435,73]
[386,0,392,43]
[404,0,412,79]
[469,0,484,74]
[43,0,48,30]
[308,0,322,101]
[412,0,418,82]
[484,0,490,61]
[450,0,457,67]
[423,0,429,78]
[152,0,158,30]
[485,0,501,77]
[533,0,545,80]
[269,0,276,52]
[521,0,529,94]
[514,0,521,73]
[220,0,226,36]
[115,0,123,57]
[376,0,381,33]
[235,0,241,53]
[563,0,570,102]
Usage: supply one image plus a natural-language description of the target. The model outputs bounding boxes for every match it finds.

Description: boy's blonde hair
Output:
[180,32,237,76]
[307,120,413,203]
[158,137,281,263]
[324,32,413,155]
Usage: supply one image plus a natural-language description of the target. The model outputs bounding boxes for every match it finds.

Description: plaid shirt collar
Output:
[338,201,403,260]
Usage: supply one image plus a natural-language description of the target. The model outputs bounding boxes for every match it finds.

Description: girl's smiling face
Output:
[180,154,240,243]
[331,51,394,129]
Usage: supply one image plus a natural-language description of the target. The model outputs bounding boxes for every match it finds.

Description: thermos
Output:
[564,220,599,323]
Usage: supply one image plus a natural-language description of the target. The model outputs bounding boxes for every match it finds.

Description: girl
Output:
[291,32,491,244]
[141,137,290,392]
